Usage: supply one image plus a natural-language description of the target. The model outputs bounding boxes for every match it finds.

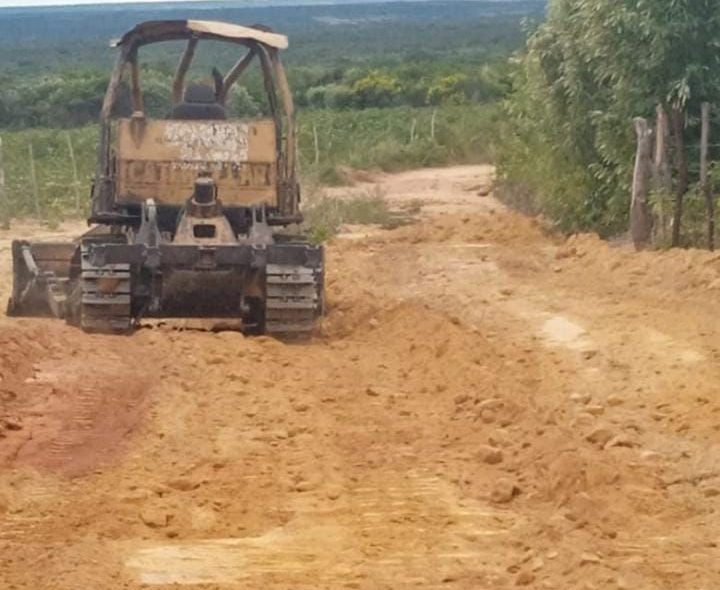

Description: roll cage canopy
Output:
[112,19,289,50]
[103,19,293,116]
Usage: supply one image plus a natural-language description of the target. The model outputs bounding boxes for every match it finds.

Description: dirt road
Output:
[1,165,720,589]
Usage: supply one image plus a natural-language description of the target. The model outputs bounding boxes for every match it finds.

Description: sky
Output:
[0,0,208,6]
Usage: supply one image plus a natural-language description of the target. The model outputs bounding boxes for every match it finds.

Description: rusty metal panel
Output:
[116,118,277,206]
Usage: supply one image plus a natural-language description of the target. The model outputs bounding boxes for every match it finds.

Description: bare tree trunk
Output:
[631,118,653,250]
[670,106,688,247]
[700,102,714,251]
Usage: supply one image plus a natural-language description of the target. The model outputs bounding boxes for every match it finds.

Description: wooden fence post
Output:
[630,117,653,250]
[670,105,689,247]
[312,124,320,166]
[28,143,40,218]
[66,131,82,215]
[409,118,417,143]
[430,108,437,140]
[651,104,671,242]
[700,102,714,251]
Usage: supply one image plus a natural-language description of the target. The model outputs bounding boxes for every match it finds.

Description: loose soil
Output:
[1,165,720,589]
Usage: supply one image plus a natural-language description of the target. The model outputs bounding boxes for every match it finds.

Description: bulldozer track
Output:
[264,264,321,339]
[79,243,132,334]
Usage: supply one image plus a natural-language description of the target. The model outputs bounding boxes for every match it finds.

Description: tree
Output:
[499,0,720,238]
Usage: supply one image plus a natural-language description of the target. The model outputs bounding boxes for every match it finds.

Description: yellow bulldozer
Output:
[7,20,324,338]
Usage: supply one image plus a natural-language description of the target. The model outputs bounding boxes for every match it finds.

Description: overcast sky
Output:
[0,0,205,6]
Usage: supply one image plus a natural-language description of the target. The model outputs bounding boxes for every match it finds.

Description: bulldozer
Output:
[6,20,324,338]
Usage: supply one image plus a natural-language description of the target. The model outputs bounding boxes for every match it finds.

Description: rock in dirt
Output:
[476,444,503,465]
[491,478,519,503]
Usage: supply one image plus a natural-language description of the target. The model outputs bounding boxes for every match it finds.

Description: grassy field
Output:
[0,103,498,225]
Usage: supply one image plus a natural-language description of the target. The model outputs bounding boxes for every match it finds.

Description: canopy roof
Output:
[113,20,288,50]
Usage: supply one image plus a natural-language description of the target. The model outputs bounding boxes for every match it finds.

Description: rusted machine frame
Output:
[91,21,299,225]
[8,20,323,338]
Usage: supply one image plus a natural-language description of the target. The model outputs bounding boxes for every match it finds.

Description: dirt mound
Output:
[561,232,720,297]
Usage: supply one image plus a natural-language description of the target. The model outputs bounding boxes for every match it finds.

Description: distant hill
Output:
[0,0,544,71]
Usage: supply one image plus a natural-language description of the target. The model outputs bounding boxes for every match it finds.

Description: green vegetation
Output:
[0,103,497,223]
[496,0,720,240]
[0,1,530,225]
[299,104,500,181]
[299,189,395,243]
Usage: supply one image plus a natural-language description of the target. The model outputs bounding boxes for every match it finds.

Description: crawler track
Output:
[264,263,322,339]
[78,241,132,334]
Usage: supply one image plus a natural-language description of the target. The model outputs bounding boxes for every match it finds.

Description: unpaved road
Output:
[2,165,720,589]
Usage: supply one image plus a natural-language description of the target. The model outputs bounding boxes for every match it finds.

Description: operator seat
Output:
[171,83,227,120]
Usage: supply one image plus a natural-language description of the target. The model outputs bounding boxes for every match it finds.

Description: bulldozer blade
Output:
[7,240,78,318]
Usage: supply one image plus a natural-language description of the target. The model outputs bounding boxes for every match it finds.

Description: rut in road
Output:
[2,165,720,589]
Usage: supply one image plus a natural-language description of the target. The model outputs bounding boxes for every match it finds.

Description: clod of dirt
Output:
[167,477,201,492]
[139,507,169,528]
[569,392,592,405]
[585,427,614,447]
[605,435,637,449]
[700,485,720,498]
[2,417,23,431]
[454,394,472,406]
[555,245,578,260]
[491,478,520,503]
[366,386,382,397]
[326,486,343,501]
[580,552,602,566]
[479,409,496,424]
[515,569,535,586]
[476,444,503,465]
[586,405,605,416]
[294,480,316,493]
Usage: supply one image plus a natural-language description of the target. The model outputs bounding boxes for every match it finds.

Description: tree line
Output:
[0,61,510,129]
